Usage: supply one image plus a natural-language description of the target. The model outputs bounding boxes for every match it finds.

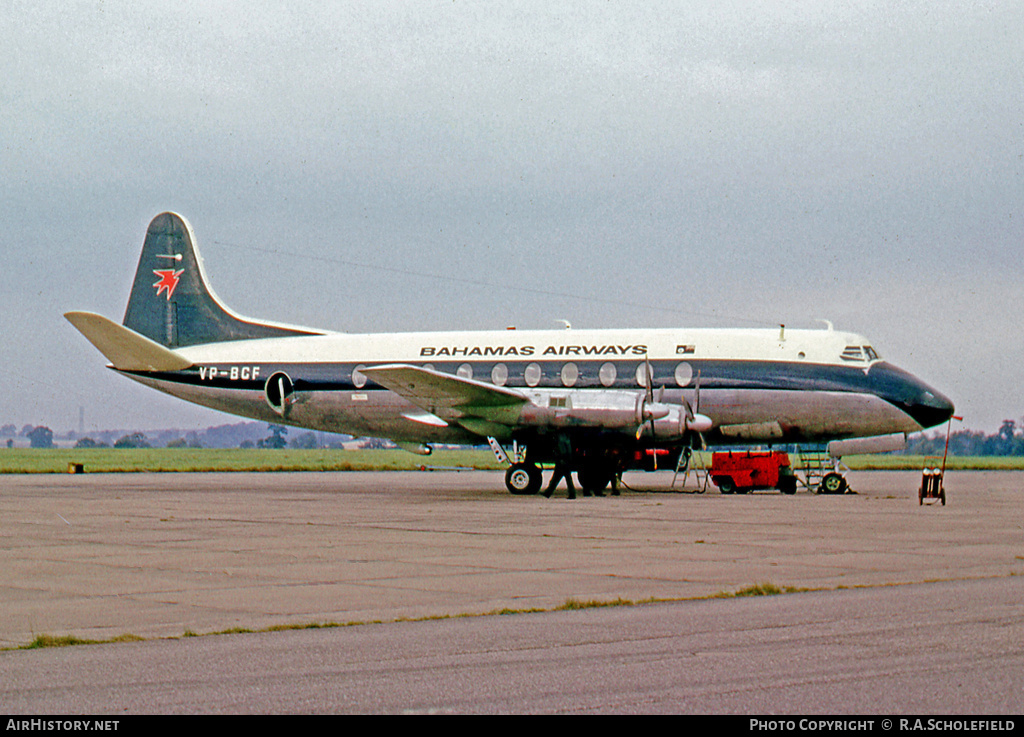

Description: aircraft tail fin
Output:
[122,212,325,347]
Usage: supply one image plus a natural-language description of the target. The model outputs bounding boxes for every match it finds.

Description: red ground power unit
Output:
[711,450,797,494]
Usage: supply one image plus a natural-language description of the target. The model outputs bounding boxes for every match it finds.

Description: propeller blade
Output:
[643,354,654,402]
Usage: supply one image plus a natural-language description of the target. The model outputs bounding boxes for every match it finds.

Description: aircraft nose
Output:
[868,363,955,431]
[911,387,955,430]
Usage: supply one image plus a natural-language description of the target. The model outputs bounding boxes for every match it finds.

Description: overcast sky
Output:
[2,1,1021,434]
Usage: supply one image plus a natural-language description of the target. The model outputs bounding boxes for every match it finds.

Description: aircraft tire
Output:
[505,463,542,495]
[819,472,847,495]
[576,467,611,496]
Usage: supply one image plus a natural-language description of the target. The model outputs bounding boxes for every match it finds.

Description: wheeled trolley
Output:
[919,463,946,506]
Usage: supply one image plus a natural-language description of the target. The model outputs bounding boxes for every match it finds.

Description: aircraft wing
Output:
[360,364,528,425]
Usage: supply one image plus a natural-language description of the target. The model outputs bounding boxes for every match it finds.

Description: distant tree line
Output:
[0,424,56,448]
[905,419,1024,457]
[7,417,1021,456]
[0,421,353,450]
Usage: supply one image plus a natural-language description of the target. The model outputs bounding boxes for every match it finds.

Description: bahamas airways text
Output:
[420,344,648,357]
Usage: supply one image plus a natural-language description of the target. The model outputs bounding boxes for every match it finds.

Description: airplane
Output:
[66,212,956,496]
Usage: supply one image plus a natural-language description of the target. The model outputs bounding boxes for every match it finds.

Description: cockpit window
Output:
[841,345,881,363]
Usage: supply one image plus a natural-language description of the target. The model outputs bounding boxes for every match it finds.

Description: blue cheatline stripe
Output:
[122,358,886,395]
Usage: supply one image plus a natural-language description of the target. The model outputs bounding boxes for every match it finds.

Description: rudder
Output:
[122,212,323,347]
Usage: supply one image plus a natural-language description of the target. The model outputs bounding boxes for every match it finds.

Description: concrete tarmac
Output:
[5,577,1024,714]
[2,469,1022,648]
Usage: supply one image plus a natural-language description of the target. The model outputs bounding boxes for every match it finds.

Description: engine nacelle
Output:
[827,432,907,458]
[264,371,294,416]
[513,390,710,440]
[640,403,713,440]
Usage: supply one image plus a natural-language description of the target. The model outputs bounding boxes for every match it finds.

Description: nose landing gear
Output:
[818,471,848,495]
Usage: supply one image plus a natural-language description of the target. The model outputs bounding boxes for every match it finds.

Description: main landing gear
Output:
[576,466,616,496]
[505,463,543,496]
[502,461,616,496]
[490,437,618,497]
[490,438,541,495]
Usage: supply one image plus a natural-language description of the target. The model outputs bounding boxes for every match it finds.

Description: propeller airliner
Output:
[66,213,955,495]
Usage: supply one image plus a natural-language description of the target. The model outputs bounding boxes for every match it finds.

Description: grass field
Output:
[841,454,1024,471]
[0,448,504,474]
[0,448,1021,474]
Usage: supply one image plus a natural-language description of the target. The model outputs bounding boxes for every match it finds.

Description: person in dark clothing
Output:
[543,462,576,499]
[543,435,577,499]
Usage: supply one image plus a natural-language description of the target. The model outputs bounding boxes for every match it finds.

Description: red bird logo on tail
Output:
[152,269,184,300]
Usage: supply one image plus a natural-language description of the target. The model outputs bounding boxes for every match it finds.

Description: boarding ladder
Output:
[795,447,833,491]
[672,447,710,493]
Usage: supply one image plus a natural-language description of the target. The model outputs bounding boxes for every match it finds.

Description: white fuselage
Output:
[121,325,947,447]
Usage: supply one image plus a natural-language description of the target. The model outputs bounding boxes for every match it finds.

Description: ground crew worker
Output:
[543,462,576,499]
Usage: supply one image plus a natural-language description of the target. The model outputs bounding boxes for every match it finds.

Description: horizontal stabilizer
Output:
[65,311,192,372]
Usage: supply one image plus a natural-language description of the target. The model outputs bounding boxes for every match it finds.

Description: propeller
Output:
[674,369,713,489]
[645,353,657,465]
[637,358,711,473]
[684,369,710,447]
[636,353,658,440]
[638,353,671,468]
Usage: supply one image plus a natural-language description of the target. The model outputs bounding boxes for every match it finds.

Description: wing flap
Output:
[65,311,193,372]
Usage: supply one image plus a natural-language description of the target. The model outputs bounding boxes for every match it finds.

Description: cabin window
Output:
[635,363,651,388]
[524,362,542,387]
[674,362,693,387]
[457,363,473,380]
[560,363,579,387]
[491,363,508,386]
[599,362,616,387]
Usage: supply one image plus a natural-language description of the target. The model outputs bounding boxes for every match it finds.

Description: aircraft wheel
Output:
[505,463,542,495]
[577,467,611,496]
[819,472,847,495]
